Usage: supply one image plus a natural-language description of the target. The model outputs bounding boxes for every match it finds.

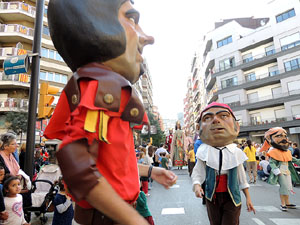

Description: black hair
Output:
[54,177,65,191]
[261,155,265,160]
[247,140,252,148]
[3,175,20,196]
[48,0,130,72]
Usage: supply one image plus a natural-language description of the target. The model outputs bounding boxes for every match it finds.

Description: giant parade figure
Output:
[192,102,255,225]
[261,127,300,211]
[44,1,177,224]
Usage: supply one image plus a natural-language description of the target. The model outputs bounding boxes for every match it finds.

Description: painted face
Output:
[0,169,5,182]
[103,1,154,84]
[5,139,19,154]
[200,107,239,147]
[270,130,289,151]
[6,179,21,196]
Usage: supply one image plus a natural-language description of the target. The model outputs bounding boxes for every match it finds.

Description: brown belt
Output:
[74,202,136,225]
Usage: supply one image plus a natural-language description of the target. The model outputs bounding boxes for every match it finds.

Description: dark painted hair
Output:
[48,0,131,72]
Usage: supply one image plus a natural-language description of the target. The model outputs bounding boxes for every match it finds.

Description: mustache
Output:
[279,140,288,144]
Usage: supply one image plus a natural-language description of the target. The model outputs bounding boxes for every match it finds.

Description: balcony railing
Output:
[0,98,29,111]
[0,24,34,37]
[239,115,298,127]
[226,89,300,109]
[0,73,31,83]
[212,42,300,74]
[0,2,36,17]
[0,47,32,57]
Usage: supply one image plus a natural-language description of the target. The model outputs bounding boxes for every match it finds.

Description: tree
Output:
[140,110,165,147]
[5,112,28,141]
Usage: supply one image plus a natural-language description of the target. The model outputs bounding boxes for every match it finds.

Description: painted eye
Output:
[129,17,136,24]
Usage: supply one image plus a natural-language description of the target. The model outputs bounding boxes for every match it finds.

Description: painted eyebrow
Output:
[125,8,140,22]
[203,110,230,117]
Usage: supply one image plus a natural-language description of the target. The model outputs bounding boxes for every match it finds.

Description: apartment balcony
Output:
[228,90,300,111]
[0,23,34,44]
[0,2,37,23]
[205,71,216,91]
[211,42,300,78]
[217,67,300,95]
[0,97,29,112]
[239,116,300,132]
[0,73,30,89]
[207,84,218,104]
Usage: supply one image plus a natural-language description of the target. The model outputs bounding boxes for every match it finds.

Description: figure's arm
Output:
[292,156,300,165]
[237,164,255,214]
[191,159,206,198]
[269,157,281,175]
[138,164,177,189]
[57,140,148,225]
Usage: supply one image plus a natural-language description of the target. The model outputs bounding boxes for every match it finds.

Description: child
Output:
[3,175,29,225]
[136,191,155,225]
[159,152,169,170]
[52,177,74,225]
[138,152,145,164]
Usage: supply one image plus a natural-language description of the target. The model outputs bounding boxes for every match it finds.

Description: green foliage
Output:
[5,112,28,135]
[140,111,165,147]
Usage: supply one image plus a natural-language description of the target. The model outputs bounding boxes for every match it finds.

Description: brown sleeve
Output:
[56,139,101,201]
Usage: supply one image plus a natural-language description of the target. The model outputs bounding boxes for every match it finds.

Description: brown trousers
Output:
[206,192,241,225]
[74,204,120,225]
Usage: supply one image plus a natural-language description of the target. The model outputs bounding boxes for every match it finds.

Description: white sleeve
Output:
[191,159,206,191]
[237,164,250,190]
[56,199,72,214]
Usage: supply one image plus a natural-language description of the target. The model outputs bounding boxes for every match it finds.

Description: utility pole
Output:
[24,0,45,179]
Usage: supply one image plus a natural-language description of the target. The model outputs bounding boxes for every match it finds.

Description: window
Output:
[280,33,300,50]
[49,50,55,59]
[55,53,63,62]
[55,74,60,82]
[221,76,238,89]
[250,113,261,125]
[275,109,285,120]
[40,71,46,80]
[219,57,235,71]
[245,72,256,81]
[265,45,275,56]
[291,105,300,119]
[247,92,258,104]
[242,53,253,63]
[217,36,232,48]
[272,87,282,99]
[48,72,54,81]
[61,75,68,84]
[276,8,295,23]
[284,58,300,72]
[287,80,300,95]
[268,65,279,76]
[41,48,48,58]
[43,26,50,36]
[223,95,240,107]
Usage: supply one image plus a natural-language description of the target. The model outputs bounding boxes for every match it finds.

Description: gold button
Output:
[103,94,114,104]
[130,108,139,117]
[72,94,78,105]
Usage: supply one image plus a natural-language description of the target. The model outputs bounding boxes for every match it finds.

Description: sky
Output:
[134,0,271,120]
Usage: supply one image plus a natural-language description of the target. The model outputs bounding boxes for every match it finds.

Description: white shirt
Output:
[192,143,249,191]
[259,160,270,175]
[3,194,27,225]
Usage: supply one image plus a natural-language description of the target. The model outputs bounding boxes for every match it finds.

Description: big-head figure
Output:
[44,1,176,224]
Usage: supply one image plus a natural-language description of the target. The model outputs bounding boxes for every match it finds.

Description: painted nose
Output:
[139,29,154,46]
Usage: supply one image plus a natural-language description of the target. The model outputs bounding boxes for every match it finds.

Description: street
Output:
[31,166,300,225]
[147,167,300,225]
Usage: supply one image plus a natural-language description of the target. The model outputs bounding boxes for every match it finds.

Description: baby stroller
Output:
[23,164,61,224]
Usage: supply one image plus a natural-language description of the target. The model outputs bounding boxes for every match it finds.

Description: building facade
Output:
[0,0,72,143]
[187,0,300,144]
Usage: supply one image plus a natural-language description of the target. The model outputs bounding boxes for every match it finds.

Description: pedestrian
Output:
[159,152,169,170]
[43,1,177,224]
[192,102,255,225]
[243,140,257,184]
[18,143,26,171]
[292,142,300,159]
[257,156,270,181]
[261,127,300,211]
[52,177,74,225]
[187,144,195,177]
[2,175,29,225]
